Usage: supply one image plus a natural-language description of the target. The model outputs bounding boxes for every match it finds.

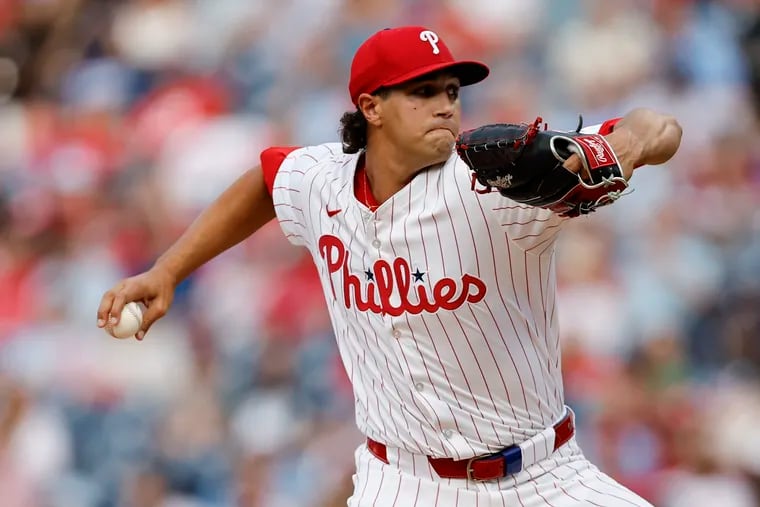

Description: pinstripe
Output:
[354,455,371,506]
[504,229,546,426]
[524,233,559,258]
[576,478,644,507]
[370,467,386,506]
[469,195,532,426]
[514,486,528,507]
[511,223,563,242]
[364,190,419,441]
[446,312,502,440]
[273,202,304,213]
[314,173,337,240]
[277,218,304,226]
[595,474,653,506]
[389,195,446,452]
[416,175,480,455]
[536,251,556,404]
[477,238,534,426]
[417,313,475,456]
[433,312,487,441]
[523,249,556,419]
[501,216,555,226]
[492,204,534,210]
[450,168,517,431]
[548,249,561,373]
[552,477,584,503]
[404,171,467,452]
[404,171,462,434]
[390,474,402,506]
[533,482,559,507]
[355,241,388,437]
[360,324,387,436]
[363,200,440,447]
[539,248,562,407]
[556,460,653,506]
[426,176,492,434]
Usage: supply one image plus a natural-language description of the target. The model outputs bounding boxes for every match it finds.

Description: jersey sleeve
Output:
[268,144,340,248]
[496,205,567,252]
[492,117,621,251]
[260,146,300,195]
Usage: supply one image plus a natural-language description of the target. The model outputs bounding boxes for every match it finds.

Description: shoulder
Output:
[262,143,352,193]
[273,143,352,172]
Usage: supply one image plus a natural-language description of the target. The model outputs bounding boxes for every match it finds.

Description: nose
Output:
[434,93,455,119]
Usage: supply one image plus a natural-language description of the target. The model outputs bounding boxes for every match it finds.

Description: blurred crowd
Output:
[1,0,760,506]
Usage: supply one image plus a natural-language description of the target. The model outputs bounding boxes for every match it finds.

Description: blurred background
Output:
[1,0,760,505]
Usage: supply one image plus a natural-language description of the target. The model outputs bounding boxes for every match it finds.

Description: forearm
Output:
[154,167,276,285]
[613,108,683,167]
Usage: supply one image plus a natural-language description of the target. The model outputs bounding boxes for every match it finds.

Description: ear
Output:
[357,93,383,127]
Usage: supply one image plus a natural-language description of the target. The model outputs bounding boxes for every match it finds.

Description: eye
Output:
[414,85,437,98]
[447,85,460,101]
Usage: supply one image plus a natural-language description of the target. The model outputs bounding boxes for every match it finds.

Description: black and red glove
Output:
[456,117,629,217]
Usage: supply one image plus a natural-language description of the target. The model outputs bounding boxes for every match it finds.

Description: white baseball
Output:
[106,302,143,339]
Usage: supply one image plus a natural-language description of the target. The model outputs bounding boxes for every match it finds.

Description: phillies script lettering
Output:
[319,235,486,316]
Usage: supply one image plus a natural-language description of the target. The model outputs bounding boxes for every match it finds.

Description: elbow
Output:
[646,114,683,165]
[617,108,683,165]
[660,115,683,162]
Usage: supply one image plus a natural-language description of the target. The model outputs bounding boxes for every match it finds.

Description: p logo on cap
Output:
[348,26,490,106]
[419,30,440,54]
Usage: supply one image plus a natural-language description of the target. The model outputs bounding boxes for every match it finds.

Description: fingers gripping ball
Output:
[106,302,143,339]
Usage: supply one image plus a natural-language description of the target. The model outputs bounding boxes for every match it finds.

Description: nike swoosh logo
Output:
[326,207,342,217]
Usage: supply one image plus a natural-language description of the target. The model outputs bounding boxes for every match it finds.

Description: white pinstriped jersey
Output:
[271,139,584,462]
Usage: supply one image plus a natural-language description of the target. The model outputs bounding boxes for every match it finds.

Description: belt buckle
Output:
[467,445,523,482]
[466,455,488,482]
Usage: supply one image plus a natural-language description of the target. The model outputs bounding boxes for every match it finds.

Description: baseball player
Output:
[98,26,682,506]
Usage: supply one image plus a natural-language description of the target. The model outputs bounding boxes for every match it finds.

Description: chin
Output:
[413,133,456,167]
[432,138,455,158]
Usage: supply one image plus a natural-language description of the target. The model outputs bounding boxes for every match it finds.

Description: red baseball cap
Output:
[349,26,490,106]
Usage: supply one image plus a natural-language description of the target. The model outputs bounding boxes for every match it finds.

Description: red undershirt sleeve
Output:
[260,146,300,195]
[598,118,621,136]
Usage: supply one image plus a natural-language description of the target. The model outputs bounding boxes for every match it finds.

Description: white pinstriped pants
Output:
[347,437,653,506]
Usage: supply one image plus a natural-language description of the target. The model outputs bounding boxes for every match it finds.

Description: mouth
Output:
[428,127,456,137]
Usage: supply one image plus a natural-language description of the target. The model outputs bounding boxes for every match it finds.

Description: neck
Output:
[363,143,429,205]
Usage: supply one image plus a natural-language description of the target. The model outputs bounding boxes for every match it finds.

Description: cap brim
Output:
[380,60,490,91]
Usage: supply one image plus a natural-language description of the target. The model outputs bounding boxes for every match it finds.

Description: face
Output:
[360,73,462,168]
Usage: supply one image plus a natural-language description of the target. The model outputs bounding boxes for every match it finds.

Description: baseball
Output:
[106,302,143,339]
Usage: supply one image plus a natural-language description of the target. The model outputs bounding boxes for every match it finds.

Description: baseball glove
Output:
[455,117,629,217]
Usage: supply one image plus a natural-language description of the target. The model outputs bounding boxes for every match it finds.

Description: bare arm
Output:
[154,167,275,284]
[97,166,275,339]
[564,108,683,179]
[605,108,683,178]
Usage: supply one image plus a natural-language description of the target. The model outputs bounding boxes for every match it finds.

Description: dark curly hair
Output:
[339,89,390,154]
